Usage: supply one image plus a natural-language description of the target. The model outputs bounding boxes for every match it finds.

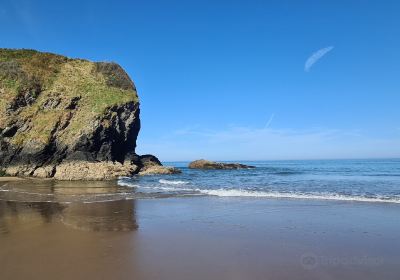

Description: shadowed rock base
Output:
[5,161,138,181]
[4,154,181,180]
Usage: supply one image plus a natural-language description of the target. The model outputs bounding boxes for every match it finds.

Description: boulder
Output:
[188,159,255,170]
[138,154,181,175]
[138,165,181,175]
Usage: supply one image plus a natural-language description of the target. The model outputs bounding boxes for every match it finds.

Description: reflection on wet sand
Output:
[0,180,133,202]
[0,180,138,233]
[62,200,138,231]
[0,201,64,234]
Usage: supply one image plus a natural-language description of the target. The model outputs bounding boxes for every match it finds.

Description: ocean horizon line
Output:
[162,157,400,164]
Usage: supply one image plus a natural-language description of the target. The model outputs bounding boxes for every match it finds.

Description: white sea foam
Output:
[143,185,193,192]
[117,180,192,192]
[117,180,139,188]
[159,179,189,185]
[196,189,400,204]
[0,189,54,196]
[116,180,400,204]
[157,186,191,191]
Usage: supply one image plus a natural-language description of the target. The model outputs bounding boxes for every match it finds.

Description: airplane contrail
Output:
[265,113,275,128]
[304,46,334,72]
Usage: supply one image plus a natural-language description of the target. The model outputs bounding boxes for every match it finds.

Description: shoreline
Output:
[0,176,26,182]
[1,176,400,205]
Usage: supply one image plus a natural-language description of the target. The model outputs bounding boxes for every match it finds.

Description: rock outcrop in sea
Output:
[137,155,181,175]
[188,159,255,170]
[0,49,175,180]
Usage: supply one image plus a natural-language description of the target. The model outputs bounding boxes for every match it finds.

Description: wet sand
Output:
[0,177,26,182]
[1,184,400,279]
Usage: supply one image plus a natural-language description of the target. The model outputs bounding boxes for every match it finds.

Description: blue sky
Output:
[1,0,400,161]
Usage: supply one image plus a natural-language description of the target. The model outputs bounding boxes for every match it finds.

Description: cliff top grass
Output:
[0,48,139,146]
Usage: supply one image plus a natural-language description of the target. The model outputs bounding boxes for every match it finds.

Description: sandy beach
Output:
[1,190,399,280]
[1,1,400,279]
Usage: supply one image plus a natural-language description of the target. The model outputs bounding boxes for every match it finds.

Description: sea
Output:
[118,159,400,203]
[1,159,399,204]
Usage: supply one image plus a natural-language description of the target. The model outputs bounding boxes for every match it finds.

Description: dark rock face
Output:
[188,159,255,170]
[1,102,140,169]
[65,102,141,163]
[139,154,162,168]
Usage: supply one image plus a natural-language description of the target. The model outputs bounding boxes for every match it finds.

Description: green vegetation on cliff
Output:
[0,48,139,146]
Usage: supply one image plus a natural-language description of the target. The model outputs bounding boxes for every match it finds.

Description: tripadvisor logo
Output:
[300,253,383,270]
[300,253,318,270]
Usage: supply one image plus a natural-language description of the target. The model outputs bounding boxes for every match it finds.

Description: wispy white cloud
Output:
[304,46,334,72]
[264,113,275,128]
[137,124,400,161]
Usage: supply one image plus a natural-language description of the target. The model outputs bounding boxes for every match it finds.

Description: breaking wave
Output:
[115,180,400,204]
[196,188,400,203]
[159,179,189,185]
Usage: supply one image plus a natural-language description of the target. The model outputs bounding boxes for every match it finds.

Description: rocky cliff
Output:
[0,49,178,179]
